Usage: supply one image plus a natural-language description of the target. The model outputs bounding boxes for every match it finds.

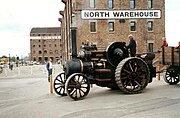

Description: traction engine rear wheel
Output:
[65,73,90,100]
[164,68,179,85]
[115,57,150,94]
[53,73,67,96]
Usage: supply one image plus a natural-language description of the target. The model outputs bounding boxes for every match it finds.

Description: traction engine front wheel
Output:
[53,73,67,96]
[65,73,90,100]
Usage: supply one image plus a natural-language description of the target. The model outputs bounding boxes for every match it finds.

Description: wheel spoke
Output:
[121,76,128,80]
[75,89,78,98]
[69,89,76,96]
[60,74,65,80]
[80,88,85,93]
[55,86,61,90]
[56,84,64,88]
[59,87,63,93]
[138,73,146,79]
[122,68,131,74]
[130,80,133,90]
[134,63,138,72]
[68,84,76,88]
[129,63,134,72]
[166,75,170,78]
[56,78,62,83]
[169,77,172,82]
[122,79,127,86]
[54,82,63,85]
[134,80,142,86]
[79,89,85,97]
[77,75,80,81]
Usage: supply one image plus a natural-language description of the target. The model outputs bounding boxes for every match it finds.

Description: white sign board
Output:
[81,10,161,19]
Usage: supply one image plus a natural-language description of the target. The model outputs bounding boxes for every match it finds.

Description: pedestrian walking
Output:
[127,34,137,57]
[9,62,13,70]
[46,58,53,82]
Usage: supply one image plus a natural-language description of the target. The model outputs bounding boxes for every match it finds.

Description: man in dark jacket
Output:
[127,34,136,57]
[46,57,53,82]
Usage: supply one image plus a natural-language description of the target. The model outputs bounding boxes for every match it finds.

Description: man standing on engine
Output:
[127,34,136,57]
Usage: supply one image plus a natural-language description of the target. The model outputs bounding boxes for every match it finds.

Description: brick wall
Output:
[71,0,165,55]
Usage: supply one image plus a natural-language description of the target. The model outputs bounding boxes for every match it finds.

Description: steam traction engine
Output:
[54,42,156,100]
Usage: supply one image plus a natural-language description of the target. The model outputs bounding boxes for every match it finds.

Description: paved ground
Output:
[0,65,180,118]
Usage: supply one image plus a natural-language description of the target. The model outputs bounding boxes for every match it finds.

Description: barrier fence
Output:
[0,64,63,79]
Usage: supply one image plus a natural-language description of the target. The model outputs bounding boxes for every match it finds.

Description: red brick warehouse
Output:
[59,0,165,63]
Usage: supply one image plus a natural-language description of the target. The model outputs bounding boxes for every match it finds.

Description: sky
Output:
[165,0,180,46]
[0,0,64,57]
[0,0,179,57]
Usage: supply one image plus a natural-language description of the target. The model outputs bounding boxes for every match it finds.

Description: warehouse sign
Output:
[81,10,161,19]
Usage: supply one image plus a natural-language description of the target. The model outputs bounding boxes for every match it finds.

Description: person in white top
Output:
[46,57,53,82]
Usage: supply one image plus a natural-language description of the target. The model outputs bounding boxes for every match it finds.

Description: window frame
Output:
[33,57,36,61]
[130,0,135,9]
[147,0,153,9]
[130,21,136,31]
[90,21,97,33]
[55,50,58,54]
[108,22,115,32]
[90,0,95,8]
[39,50,42,54]
[108,0,114,9]
[49,50,53,54]
[44,50,47,54]
[148,43,153,52]
[148,21,153,31]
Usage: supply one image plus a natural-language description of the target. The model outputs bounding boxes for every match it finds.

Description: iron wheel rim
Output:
[65,73,90,100]
[116,57,150,93]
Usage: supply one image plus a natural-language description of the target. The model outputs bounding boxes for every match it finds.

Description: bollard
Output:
[157,65,160,80]
[50,74,53,93]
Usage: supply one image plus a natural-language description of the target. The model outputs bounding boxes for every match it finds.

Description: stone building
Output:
[30,27,61,64]
[60,0,165,63]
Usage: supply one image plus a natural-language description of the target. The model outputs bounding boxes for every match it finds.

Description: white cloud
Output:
[0,0,64,57]
[165,0,180,46]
